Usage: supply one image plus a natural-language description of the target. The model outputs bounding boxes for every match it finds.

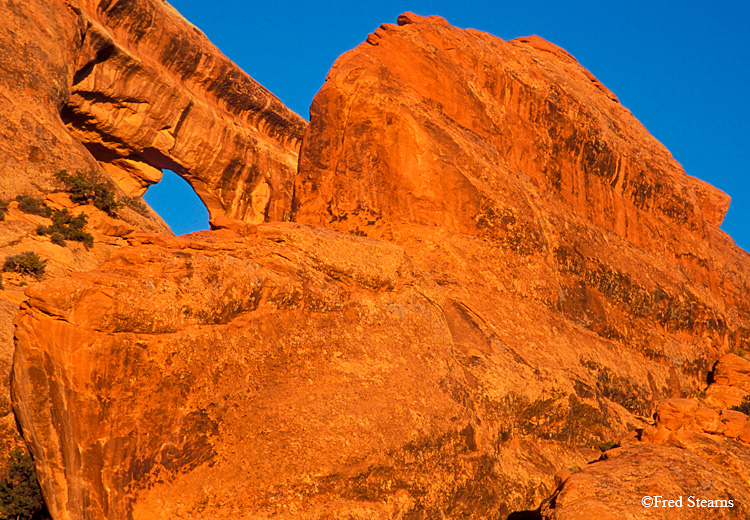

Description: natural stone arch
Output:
[63,0,307,225]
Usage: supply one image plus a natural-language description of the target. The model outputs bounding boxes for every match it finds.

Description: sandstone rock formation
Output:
[66,0,307,223]
[1,0,164,455]
[540,443,749,519]
[14,225,472,520]
[1,0,305,226]
[541,354,750,519]
[1,0,305,476]
[5,6,750,520]
[292,10,750,515]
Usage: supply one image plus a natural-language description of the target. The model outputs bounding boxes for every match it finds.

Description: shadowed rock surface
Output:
[4,6,750,520]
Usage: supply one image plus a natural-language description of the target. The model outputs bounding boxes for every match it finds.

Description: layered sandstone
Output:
[66,0,307,223]
[295,11,750,416]
[1,0,305,226]
[6,6,750,520]
[541,354,750,519]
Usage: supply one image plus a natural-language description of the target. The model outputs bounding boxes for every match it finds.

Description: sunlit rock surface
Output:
[67,0,307,224]
[5,6,750,520]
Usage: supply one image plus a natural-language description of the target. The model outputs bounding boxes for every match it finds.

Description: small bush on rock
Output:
[124,196,150,216]
[54,170,123,217]
[37,210,94,249]
[15,196,51,218]
[0,201,8,221]
[0,447,51,520]
[3,253,45,278]
[49,233,66,247]
[731,395,750,416]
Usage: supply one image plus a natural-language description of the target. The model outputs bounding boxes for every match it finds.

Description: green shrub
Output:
[37,210,93,249]
[597,440,619,452]
[124,196,150,217]
[14,196,51,218]
[731,395,750,416]
[0,447,50,520]
[54,170,123,217]
[0,201,8,221]
[3,253,45,277]
[49,233,66,247]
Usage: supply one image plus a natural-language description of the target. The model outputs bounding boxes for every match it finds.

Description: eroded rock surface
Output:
[0,0,170,460]
[541,443,749,519]
[542,353,750,519]
[66,0,307,223]
[14,224,475,520]
[1,0,306,475]
[7,7,750,520]
[293,10,750,516]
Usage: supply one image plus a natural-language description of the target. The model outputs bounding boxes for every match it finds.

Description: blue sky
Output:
[147,0,749,253]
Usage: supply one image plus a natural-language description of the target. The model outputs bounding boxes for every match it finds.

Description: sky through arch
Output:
[143,169,210,235]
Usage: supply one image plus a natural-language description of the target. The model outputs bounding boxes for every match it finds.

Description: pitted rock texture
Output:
[14,224,473,520]
[67,0,307,223]
[541,353,750,519]
[293,10,750,515]
[540,443,750,519]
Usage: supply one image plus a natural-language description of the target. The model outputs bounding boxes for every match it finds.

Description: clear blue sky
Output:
[147,0,749,253]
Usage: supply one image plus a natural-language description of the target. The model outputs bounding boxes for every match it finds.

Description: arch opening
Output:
[143,169,210,235]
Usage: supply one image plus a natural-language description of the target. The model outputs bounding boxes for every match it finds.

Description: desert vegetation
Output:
[0,448,50,520]
[732,395,750,416]
[2,253,45,278]
[54,170,123,217]
[36,210,94,249]
[15,196,51,218]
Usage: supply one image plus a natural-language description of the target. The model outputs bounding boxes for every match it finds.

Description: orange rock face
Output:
[66,0,307,223]
[543,354,750,519]
[6,7,750,520]
[541,443,750,519]
[292,10,750,516]
[0,0,169,460]
[1,0,305,479]
[13,225,475,519]
[295,12,750,411]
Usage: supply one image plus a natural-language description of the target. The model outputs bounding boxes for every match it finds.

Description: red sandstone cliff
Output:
[2,5,750,520]
[66,0,307,223]
[0,0,305,469]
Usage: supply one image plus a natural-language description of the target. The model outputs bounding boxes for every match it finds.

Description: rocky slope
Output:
[0,0,305,471]
[541,353,750,519]
[4,5,750,520]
